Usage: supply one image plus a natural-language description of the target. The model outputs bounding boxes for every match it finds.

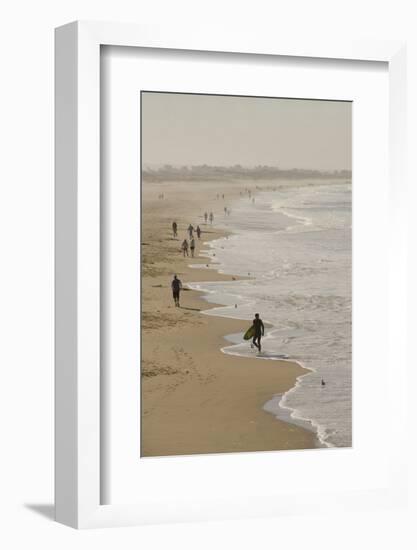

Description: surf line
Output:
[187,272,323,446]
[187,216,322,446]
[220,339,331,447]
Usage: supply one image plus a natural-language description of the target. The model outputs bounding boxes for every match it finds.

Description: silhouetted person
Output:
[196,225,201,239]
[171,275,182,307]
[187,224,194,238]
[181,239,189,257]
[209,212,214,224]
[190,237,196,257]
[172,221,177,237]
[252,313,265,352]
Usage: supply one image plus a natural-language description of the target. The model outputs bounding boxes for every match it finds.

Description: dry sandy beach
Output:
[141,179,318,457]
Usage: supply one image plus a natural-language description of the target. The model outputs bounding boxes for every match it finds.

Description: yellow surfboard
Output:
[243,325,255,340]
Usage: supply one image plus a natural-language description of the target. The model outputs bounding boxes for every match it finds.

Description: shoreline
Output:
[141,179,319,456]
[186,275,324,444]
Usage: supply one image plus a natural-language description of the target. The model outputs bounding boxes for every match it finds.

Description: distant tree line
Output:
[142,164,352,182]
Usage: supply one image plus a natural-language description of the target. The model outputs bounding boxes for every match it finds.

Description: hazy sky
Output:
[141,92,351,171]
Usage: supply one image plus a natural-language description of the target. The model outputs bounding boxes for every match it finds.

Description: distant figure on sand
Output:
[252,313,265,352]
[188,224,194,238]
[204,212,208,223]
[209,212,214,224]
[190,237,195,257]
[172,221,177,237]
[196,225,201,239]
[181,239,189,257]
[171,275,182,307]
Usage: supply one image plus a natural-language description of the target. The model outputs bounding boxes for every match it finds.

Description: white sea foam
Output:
[188,179,352,448]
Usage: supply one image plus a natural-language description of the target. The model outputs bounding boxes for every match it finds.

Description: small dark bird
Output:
[321,379,326,386]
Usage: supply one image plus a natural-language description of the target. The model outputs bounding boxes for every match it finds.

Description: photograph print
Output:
[140,91,352,457]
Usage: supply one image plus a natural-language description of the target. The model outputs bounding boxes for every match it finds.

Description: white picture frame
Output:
[55,21,407,529]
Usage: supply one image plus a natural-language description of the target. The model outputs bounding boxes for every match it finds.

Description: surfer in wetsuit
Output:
[252,313,265,352]
[171,275,182,307]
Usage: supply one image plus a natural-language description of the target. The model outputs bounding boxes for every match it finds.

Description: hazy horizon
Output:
[141,92,352,172]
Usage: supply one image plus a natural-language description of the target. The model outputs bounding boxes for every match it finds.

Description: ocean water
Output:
[188,180,352,448]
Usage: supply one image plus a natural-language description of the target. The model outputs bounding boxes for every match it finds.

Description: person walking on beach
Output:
[196,225,201,239]
[251,313,265,353]
[172,221,177,238]
[209,212,214,224]
[187,224,194,238]
[204,212,208,224]
[190,237,196,257]
[171,275,182,307]
[181,239,189,257]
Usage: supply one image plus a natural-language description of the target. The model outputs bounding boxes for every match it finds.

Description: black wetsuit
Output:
[252,318,265,351]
